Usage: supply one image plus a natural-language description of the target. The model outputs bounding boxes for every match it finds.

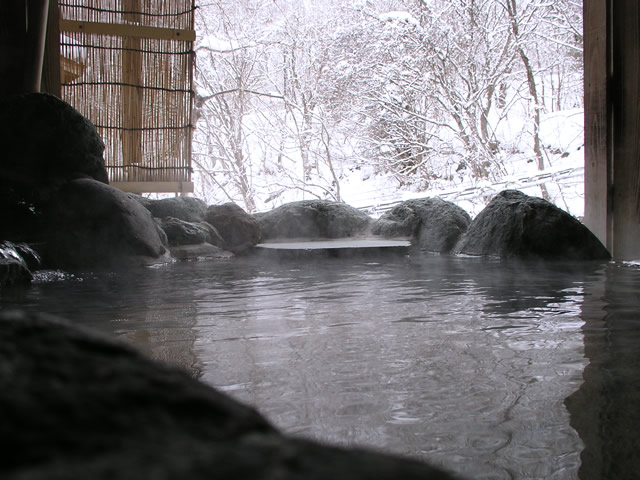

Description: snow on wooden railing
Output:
[357,166,585,217]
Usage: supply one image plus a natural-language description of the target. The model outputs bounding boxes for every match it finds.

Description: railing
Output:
[356,166,585,216]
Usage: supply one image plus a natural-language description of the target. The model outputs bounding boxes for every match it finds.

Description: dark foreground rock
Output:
[0,242,42,286]
[256,200,372,241]
[0,241,41,270]
[373,198,471,253]
[0,258,32,286]
[44,179,170,269]
[454,190,611,260]
[206,203,261,254]
[0,93,108,242]
[0,310,461,480]
[0,93,108,190]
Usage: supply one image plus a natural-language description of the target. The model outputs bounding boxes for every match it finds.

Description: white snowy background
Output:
[189,0,584,220]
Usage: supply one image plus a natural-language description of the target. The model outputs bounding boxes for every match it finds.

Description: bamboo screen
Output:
[58,0,196,193]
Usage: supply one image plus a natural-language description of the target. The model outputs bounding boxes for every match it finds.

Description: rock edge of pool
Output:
[0,309,463,480]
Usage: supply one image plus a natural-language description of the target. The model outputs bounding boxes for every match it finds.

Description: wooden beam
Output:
[59,20,195,42]
[611,0,640,259]
[0,0,49,98]
[585,0,640,259]
[110,181,194,194]
[121,0,143,167]
[41,0,60,96]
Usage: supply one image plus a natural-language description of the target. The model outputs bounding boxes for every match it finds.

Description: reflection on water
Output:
[1,255,638,479]
[565,262,640,480]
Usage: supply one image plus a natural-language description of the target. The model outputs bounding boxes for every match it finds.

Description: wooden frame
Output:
[60,20,195,42]
[584,0,640,259]
[583,0,612,247]
[111,181,194,194]
[58,0,196,194]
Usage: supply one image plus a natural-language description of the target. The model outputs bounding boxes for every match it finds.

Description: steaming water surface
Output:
[3,255,638,480]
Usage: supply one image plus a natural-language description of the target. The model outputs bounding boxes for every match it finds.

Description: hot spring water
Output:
[2,254,638,479]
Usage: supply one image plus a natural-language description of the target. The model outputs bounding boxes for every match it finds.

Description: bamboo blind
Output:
[58,0,195,192]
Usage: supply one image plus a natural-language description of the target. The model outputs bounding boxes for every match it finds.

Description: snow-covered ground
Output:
[326,108,584,219]
[189,108,584,220]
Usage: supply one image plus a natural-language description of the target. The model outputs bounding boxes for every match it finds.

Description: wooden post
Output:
[41,0,61,97]
[0,0,49,99]
[121,0,143,174]
[585,0,640,260]
[610,0,640,259]
[583,0,612,249]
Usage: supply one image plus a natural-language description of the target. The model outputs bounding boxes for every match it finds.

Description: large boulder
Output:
[0,93,107,186]
[0,93,108,242]
[372,198,471,253]
[0,310,460,480]
[160,217,225,248]
[256,200,372,240]
[205,203,261,254]
[454,190,611,260]
[137,196,208,223]
[43,179,170,269]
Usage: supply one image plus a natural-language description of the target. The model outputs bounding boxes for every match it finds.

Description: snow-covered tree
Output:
[501,0,583,199]
[193,1,273,210]
[320,0,518,187]
[192,0,584,213]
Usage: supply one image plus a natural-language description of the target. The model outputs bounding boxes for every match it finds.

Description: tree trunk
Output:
[506,0,550,200]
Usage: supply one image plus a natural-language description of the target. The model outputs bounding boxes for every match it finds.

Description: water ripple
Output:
[1,255,606,480]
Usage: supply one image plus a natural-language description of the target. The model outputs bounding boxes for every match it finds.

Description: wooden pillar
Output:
[121,0,143,173]
[41,0,61,97]
[583,0,612,249]
[585,0,640,260]
[610,0,640,260]
[0,0,49,99]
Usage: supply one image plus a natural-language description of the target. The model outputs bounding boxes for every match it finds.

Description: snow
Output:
[378,11,420,27]
[190,108,585,220]
[60,34,86,62]
[196,34,255,53]
[326,109,585,219]
[189,2,586,222]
